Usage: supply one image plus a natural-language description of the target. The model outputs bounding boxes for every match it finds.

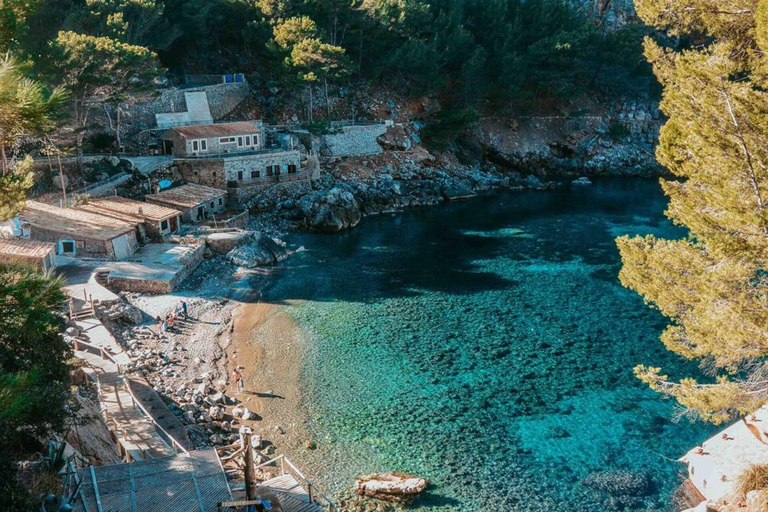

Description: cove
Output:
[260,178,718,511]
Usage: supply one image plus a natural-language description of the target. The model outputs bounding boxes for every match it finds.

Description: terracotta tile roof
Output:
[0,238,55,259]
[19,201,136,241]
[79,196,181,223]
[166,122,261,139]
[145,184,226,209]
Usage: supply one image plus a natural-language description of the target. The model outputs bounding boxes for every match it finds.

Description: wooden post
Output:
[308,484,313,504]
[242,431,255,500]
[280,457,285,476]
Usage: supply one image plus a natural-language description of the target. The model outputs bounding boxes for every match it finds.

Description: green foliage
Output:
[0,53,66,173]
[607,121,631,140]
[619,0,768,423]
[0,262,69,510]
[0,155,33,221]
[422,107,479,150]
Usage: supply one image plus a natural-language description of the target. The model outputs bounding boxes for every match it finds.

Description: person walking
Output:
[233,367,244,394]
[181,300,188,320]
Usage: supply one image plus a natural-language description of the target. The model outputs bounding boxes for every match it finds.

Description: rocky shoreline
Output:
[246,155,659,236]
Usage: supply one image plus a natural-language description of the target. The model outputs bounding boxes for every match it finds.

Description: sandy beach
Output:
[229,299,315,455]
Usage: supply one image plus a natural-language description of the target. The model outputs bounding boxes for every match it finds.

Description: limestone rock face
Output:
[298,186,362,232]
[354,472,428,503]
[226,232,289,267]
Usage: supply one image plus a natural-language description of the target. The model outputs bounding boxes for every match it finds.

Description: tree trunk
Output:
[308,84,314,123]
[116,107,122,154]
[324,78,331,119]
[0,140,7,176]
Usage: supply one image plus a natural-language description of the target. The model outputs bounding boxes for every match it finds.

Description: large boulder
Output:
[298,186,362,232]
[354,472,428,504]
[226,232,289,268]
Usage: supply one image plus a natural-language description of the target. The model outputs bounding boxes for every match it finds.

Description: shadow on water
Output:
[256,178,682,305]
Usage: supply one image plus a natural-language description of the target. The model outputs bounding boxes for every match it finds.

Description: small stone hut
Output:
[75,197,182,242]
[0,238,56,270]
[19,201,138,260]
[144,184,227,223]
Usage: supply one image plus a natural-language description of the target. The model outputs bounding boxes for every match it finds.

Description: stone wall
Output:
[322,124,389,158]
[125,82,250,130]
[175,159,227,189]
[108,243,205,293]
[217,210,250,229]
[223,151,301,181]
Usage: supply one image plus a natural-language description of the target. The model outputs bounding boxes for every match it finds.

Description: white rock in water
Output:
[572,176,592,186]
[354,472,428,503]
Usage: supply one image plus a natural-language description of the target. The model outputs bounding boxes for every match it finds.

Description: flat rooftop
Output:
[167,121,261,139]
[0,238,55,259]
[20,201,135,241]
[78,196,181,222]
[106,243,203,292]
[145,183,226,209]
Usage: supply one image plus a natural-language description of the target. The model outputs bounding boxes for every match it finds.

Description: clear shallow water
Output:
[261,179,717,511]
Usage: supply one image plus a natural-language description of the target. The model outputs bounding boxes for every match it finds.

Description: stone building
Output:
[0,238,56,270]
[19,201,138,260]
[75,197,182,242]
[144,184,227,223]
[161,122,265,157]
[161,122,307,201]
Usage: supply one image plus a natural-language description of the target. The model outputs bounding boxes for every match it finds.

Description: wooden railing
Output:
[70,336,190,457]
[253,455,337,512]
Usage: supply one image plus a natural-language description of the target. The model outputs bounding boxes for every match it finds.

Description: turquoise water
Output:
[261,179,716,511]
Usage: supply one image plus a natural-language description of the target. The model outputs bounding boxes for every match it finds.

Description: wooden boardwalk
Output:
[71,316,190,461]
[257,474,325,512]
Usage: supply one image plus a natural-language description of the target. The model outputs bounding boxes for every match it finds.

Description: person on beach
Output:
[233,367,244,394]
[181,301,188,320]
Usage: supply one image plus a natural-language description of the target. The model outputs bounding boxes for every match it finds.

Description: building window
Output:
[200,139,207,151]
[192,139,207,152]
[192,140,198,152]
[237,171,243,181]
[254,135,259,147]
[59,240,76,254]
[266,165,279,176]
[220,137,236,144]
[288,164,297,174]
[245,135,251,146]
[210,201,215,209]
[237,136,244,148]
[160,219,169,231]
[251,170,260,179]
[218,197,223,205]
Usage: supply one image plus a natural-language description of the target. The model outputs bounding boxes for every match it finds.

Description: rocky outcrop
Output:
[226,232,289,267]
[354,472,428,503]
[297,186,362,232]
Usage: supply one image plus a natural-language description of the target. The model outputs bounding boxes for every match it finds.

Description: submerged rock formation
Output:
[354,472,428,503]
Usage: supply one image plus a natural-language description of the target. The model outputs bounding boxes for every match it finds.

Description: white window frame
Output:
[160,219,169,232]
[219,137,236,144]
[237,136,244,148]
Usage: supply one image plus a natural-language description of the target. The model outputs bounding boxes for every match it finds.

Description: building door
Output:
[112,234,131,260]
[197,205,205,220]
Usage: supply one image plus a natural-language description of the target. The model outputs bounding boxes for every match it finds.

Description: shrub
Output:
[735,464,768,499]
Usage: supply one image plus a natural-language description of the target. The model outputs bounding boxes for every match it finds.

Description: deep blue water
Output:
[260,179,716,511]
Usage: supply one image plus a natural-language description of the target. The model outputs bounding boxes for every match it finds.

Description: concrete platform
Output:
[106,243,204,293]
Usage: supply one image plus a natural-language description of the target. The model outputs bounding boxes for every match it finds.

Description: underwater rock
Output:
[582,469,654,497]
[354,472,428,503]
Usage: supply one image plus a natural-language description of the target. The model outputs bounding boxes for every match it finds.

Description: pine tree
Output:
[618,0,768,424]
